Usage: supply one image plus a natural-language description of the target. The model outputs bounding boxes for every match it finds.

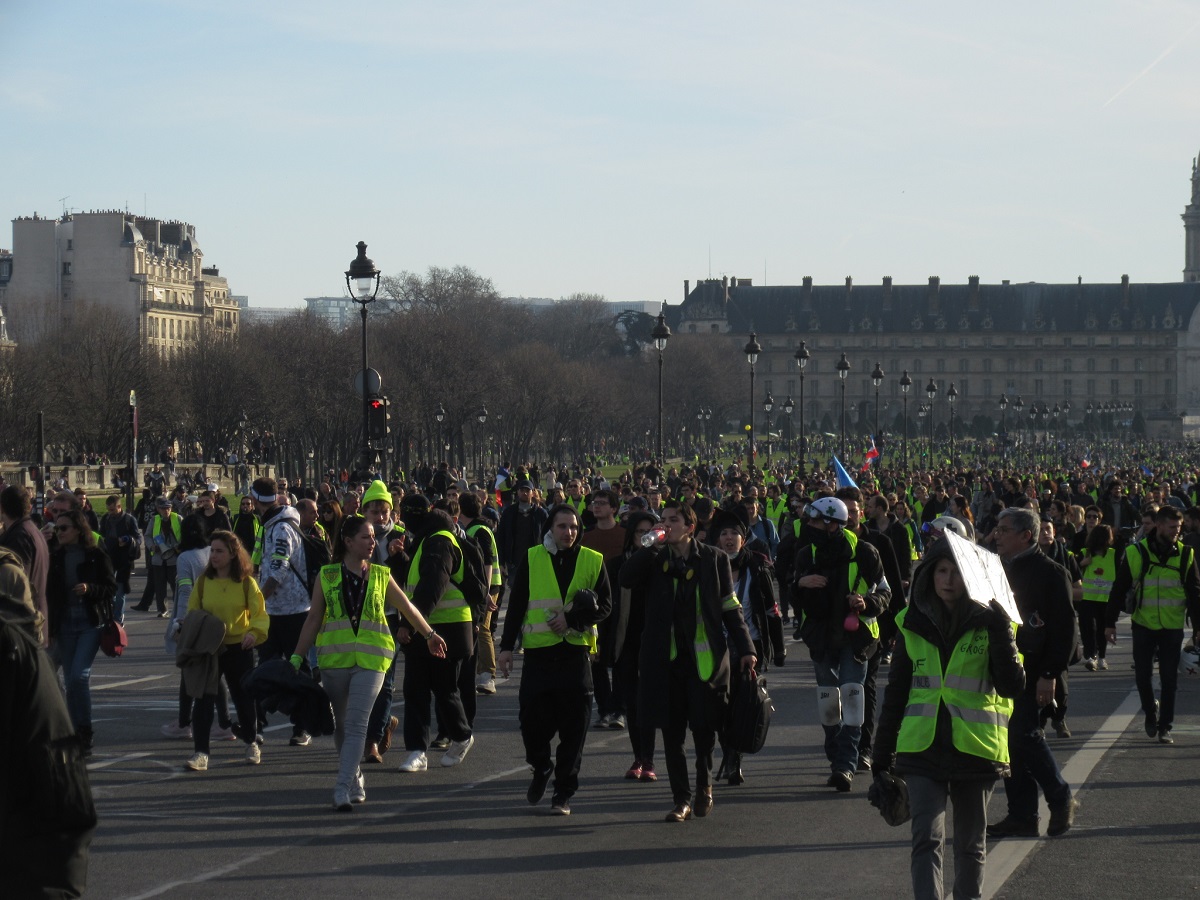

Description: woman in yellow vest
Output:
[872,542,1024,900]
[1078,524,1116,671]
[292,515,447,811]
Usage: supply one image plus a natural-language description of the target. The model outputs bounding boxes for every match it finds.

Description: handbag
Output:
[725,669,773,754]
[99,619,128,657]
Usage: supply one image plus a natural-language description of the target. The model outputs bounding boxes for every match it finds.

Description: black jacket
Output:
[794,528,890,662]
[241,658,335,737]
[1002,545,1076,686]
[47,545,117,638]
[727,547,780,666]
[873,548,1024,781]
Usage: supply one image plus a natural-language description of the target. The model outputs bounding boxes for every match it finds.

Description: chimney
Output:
[845,276,853,309]
[968,275,980,310]
[803,276,813,289]
[1121,273,1130,307]
[684,279,690,302]
[802,275,813,311]
[882,276,893,310]
[928,275,940,314]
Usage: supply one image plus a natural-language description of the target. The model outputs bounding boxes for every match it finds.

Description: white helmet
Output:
[808,496,848,525]
[1181,641,1200,676]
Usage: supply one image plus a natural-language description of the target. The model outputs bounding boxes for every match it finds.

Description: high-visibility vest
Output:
[467,523,503,590]
[406,531,472,625]
[565,496,587,516]
[1080,547,1117,604]
[669,582,742,681]
[315,563,394,672]
[151,514,181,560]
[894,606,1013,764]
[521,544,603,652]
[797,530,880,639]
[1127,540,1193,631]
[765,497,787,529]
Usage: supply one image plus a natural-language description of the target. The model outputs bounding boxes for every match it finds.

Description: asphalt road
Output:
[82,596,1199,900]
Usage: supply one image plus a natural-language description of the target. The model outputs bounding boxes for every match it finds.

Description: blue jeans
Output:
[52,601,103,732]
[113,570,130,624]
[812,644,868,774]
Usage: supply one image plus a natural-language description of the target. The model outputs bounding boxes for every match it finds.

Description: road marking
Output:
[984,687,1141,899]
[88,752,153,771]
[92,675,171,691]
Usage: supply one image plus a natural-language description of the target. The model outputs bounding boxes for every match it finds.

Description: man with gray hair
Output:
[987,507,1079,839]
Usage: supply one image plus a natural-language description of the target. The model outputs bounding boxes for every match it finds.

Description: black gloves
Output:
[985,598,1012,633]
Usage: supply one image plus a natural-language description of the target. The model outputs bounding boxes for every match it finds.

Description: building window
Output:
[1063,336,1072,347]
[1034,379,1043,396]
[1063,359,1071,373]
[1087,379,1096,396]
[959,359,969,373]
[983,379,992,398]
[1034,337,1043,348]
[1035,359,1043,372]
[1166,378,1173,395]
[1006,358,1016,373]
[62,262,72,275]
[912,360,922,373]
[1112,359,1120,373]
[1133,359,1143,372]
[983,358,992,373]
[1133,379,1142,395]
[1063,379,1072,396]
[936,359,945,373]
[1087,359,1096,373]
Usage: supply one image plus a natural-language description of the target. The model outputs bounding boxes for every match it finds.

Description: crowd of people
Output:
[3,452,1200,898]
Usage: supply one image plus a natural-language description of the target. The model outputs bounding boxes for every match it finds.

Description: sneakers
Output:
[246,742,262,765]
[608,714,627,730]
[1053,719,1072,739]
[476,673,497,695]
[639,762,657,782]
[856,753,873,773]
[379,715,399,755]
[827,770,853,792]
[987,815,1040,839]
[1084,657,1097,671]
[441,735,475,767]
[350,771,367,804]
[1158,728,1175,744]
[161,721,192,739]
[527,764,554,805]
[289,731,312,747]
[185,752,209,771]
[550,794,571,815]
[211,724,237,742]
[1098,657,1108,670]
[333,789,353,812]
[398,751,428,773]
[430,735,451,751]
[1145,700,1160,738]
[595,714,613,729]
[1047,797,1079,836]
[625,760,644,780]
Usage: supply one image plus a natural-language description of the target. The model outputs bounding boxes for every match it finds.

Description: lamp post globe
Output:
[795,340,810,474]
[346,241,381,474]
[899,369,912,470]
[836,352,851,458]
[744,333,762,467]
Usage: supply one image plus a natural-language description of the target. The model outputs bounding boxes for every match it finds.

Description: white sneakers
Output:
[185,752,208,771]
[162,722,192,739]
[442,735,474,767]
[246,742,262,765]
[398,750,428,772]
[350,770,366,804]
[476,673,497,695]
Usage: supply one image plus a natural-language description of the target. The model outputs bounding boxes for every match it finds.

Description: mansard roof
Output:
[676,277,1200,335]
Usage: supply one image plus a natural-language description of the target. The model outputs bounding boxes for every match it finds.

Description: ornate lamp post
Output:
[836,352,851,458]
[999,393,1009,456]
[871,361,884,468]
[476,405,488,486]
[947,382,958,462]
[652,310,671,464]
[744,333,762,466]
[763,392,774,462]
[917,404,928,462]
[346,241,381,473]
[899,369,912,470]
[795,340,810,474]
[1053,402,1061,444]
[1013,394,1025,456]
[434,402,446,466]
[925,377,938,461]
[782,396,795,461]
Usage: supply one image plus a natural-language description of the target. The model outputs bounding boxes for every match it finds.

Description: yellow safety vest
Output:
[315,563,394,672]
[894,607,1013,764]
[522,544,604,652]
[1127,540,1193,631]
[1080,547,1117,604]
[406,530,472,625]
[467,523,503,590]
[669,583,742,681]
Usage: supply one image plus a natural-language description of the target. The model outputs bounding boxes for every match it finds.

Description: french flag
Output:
[860,437,880,472]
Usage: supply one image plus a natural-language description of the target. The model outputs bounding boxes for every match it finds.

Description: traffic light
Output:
[368,396,391,442]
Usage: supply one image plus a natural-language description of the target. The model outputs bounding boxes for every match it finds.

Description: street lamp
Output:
[925,377,938,460]
[999,393,1009,455]
[652,309,671,464]
[871,361,884,468]
[434,402,446,466]
[795,340,810,474]
[476,405,488,486]
[836,352,851,458]
[782,395,795,461]
[1053,402,1061,444]
[763,392,774,462]
[899,369,912,470]
[1013,395,1025,453]
[946,382,958,462]
[346,241,381,473]
[744,333,762,467]
[917,404,928,463]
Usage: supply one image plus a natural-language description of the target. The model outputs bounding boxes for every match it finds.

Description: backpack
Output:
[1124,541,1195,615]
[283,521,331,592]
[453,529,491,622]
[724,669,774,754]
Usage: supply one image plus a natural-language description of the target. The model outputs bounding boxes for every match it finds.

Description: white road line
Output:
[92,675,171,691]
[88,752,153,771]
[984,687,1141,899]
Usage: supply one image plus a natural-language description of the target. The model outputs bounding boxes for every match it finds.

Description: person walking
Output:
[292,515,446,810]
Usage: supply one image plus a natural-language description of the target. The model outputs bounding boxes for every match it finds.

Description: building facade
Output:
[2,211,239,353]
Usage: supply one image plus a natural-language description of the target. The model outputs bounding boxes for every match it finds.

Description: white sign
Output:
[942,530,1022,624]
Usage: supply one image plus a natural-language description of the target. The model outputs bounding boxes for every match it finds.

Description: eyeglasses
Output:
[991,525,1019,534]
[55,524,74,532]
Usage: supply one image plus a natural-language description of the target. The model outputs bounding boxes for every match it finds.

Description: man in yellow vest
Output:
[140,496,181,618]
[793,496,891,793]
[1105,505,1200,744]
[497,504,611,816]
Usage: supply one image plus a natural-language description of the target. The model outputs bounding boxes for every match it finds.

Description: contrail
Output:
[1103,19,1200,108]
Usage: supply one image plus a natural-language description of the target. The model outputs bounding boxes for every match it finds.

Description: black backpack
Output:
[724,670,774,754]
[284,522,331,592]
[453,529,490,623]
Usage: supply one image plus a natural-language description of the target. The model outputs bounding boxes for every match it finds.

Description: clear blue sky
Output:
[2,1,1198,309]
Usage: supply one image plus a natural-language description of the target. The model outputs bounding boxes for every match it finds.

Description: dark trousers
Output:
[258,612,309,737]
[1040,670,1069,724]
[437,630,480,734]
[663,659,719,806]
[401,637,470,751]
[366,616,403,743]
[616,642,656,763]
[150,565,176,613]
[177,674,230,729]
[519,645,593,799]
[1003,693,1072,821]
[1078,602,1108,660]
[858,649,883,759]
[1133,624,1183,729]
[192,646,256,754]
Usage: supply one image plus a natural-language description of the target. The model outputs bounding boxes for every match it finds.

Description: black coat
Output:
[1002,545,1076,687]
[241,659,335,736]
[620,541,754,731]
[47,545,117,637]
[794,529,890,663]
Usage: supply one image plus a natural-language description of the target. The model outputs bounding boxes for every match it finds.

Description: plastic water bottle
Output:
[640,525,668,548]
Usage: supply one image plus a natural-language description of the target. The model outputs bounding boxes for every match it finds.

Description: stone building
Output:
[668,151,1200,441]
[2,211,239,354]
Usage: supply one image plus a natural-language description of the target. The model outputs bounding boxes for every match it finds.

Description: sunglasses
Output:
[55,524,74,532]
